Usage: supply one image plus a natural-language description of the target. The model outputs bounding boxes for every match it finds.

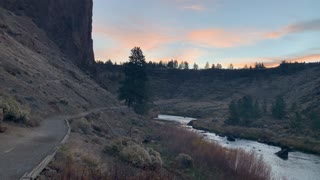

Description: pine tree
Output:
[272,96,286,119]
[204,62,210,69]
[193,63,199,70]
[262,99,268,114]
[184,61,189,69]
[118,47,149,114]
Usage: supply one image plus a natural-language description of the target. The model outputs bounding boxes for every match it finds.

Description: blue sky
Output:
[92,0,320,67]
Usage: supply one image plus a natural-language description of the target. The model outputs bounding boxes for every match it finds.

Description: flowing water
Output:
[156,114,320,180]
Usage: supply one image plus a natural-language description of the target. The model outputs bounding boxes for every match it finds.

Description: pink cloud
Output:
[265,19,320,39]
[182,4,205,11]
[153,48,204,64]
[225,54,320,68]
[187,29,256,48]
[93,25,174,51]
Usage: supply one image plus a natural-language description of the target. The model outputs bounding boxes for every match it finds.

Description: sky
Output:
[92,0,320,68]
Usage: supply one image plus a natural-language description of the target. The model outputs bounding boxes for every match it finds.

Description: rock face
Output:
[0,0,94,68]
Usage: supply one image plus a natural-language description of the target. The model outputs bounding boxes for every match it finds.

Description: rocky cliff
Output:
[0,0,94,68]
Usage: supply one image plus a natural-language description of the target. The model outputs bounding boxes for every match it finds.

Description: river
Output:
[156,114,320,180]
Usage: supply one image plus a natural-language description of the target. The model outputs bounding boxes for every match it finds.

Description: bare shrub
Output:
[154,124,271,180]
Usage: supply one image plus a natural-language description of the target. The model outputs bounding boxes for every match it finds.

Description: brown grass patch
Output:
[153,124,271,180]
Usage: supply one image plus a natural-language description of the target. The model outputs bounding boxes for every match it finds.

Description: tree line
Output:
[97,59,270,70]
[226,95,320,131]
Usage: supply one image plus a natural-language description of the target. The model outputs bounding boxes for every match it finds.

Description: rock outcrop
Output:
[0,0,94,68]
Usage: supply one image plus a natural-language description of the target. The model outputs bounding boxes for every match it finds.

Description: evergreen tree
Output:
[173,60,179,69]
[272,95,286,119]
[184,61,189,69]
[226,95,261,126]
[204,62,210,69]
[310,111,320,130]
[253,100,261,118]
[216,63,222,69]
[211,64,216,69]
[255,62,266,69]
[228,63,234,70]
[178,61,185,69]
[167,60,174,69]
[118,47,149,114]
[226,100,240,125]
[262,99,268,114]
[105,59,113,66]
[290,112,302,130]
[193,63,199,70]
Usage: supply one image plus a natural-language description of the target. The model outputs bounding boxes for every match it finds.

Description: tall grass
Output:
[154,124,271,180]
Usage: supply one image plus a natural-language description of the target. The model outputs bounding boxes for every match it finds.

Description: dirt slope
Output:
[0,7,118,118]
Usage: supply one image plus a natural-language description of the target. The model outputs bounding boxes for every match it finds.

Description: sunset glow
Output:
[92,0,320,67]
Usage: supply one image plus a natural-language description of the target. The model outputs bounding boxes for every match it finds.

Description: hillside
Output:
[96,63,320,153]
[0,6,118,118]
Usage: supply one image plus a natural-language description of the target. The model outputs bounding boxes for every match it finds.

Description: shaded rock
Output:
[275,147,289,160]
[175,153,193,169]
[227,135,236,142]
[187,120,195,126]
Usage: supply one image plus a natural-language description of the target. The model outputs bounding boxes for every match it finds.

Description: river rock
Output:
[187,120,195,126]
[275,147,289,160]
[227,135,236,142]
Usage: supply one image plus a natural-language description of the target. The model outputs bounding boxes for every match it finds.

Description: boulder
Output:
[175,153,193,169]
[275,147,289,160]
[187,120,195,126]
[227,135,236,142]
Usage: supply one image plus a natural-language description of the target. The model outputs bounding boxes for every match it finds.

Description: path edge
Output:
[20,119,71,180]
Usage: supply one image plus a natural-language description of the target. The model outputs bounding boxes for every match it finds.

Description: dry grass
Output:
[51,153,175,180]
[153,124,271,180]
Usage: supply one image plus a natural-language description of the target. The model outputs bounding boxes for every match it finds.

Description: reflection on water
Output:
[157,114,320,180]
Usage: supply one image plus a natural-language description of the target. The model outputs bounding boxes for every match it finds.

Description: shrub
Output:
[72,118,91,134]
[104,137,162,169]
[0,98,30,125]
[175,153,193,169]
[119,143,152,168]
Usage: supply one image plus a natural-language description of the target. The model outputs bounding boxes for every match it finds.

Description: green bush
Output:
[103,137,162,169]
[72,118,91,134]
[0,98,29,124]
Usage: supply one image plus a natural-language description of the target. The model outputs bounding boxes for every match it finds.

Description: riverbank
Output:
[189,120,320,155]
